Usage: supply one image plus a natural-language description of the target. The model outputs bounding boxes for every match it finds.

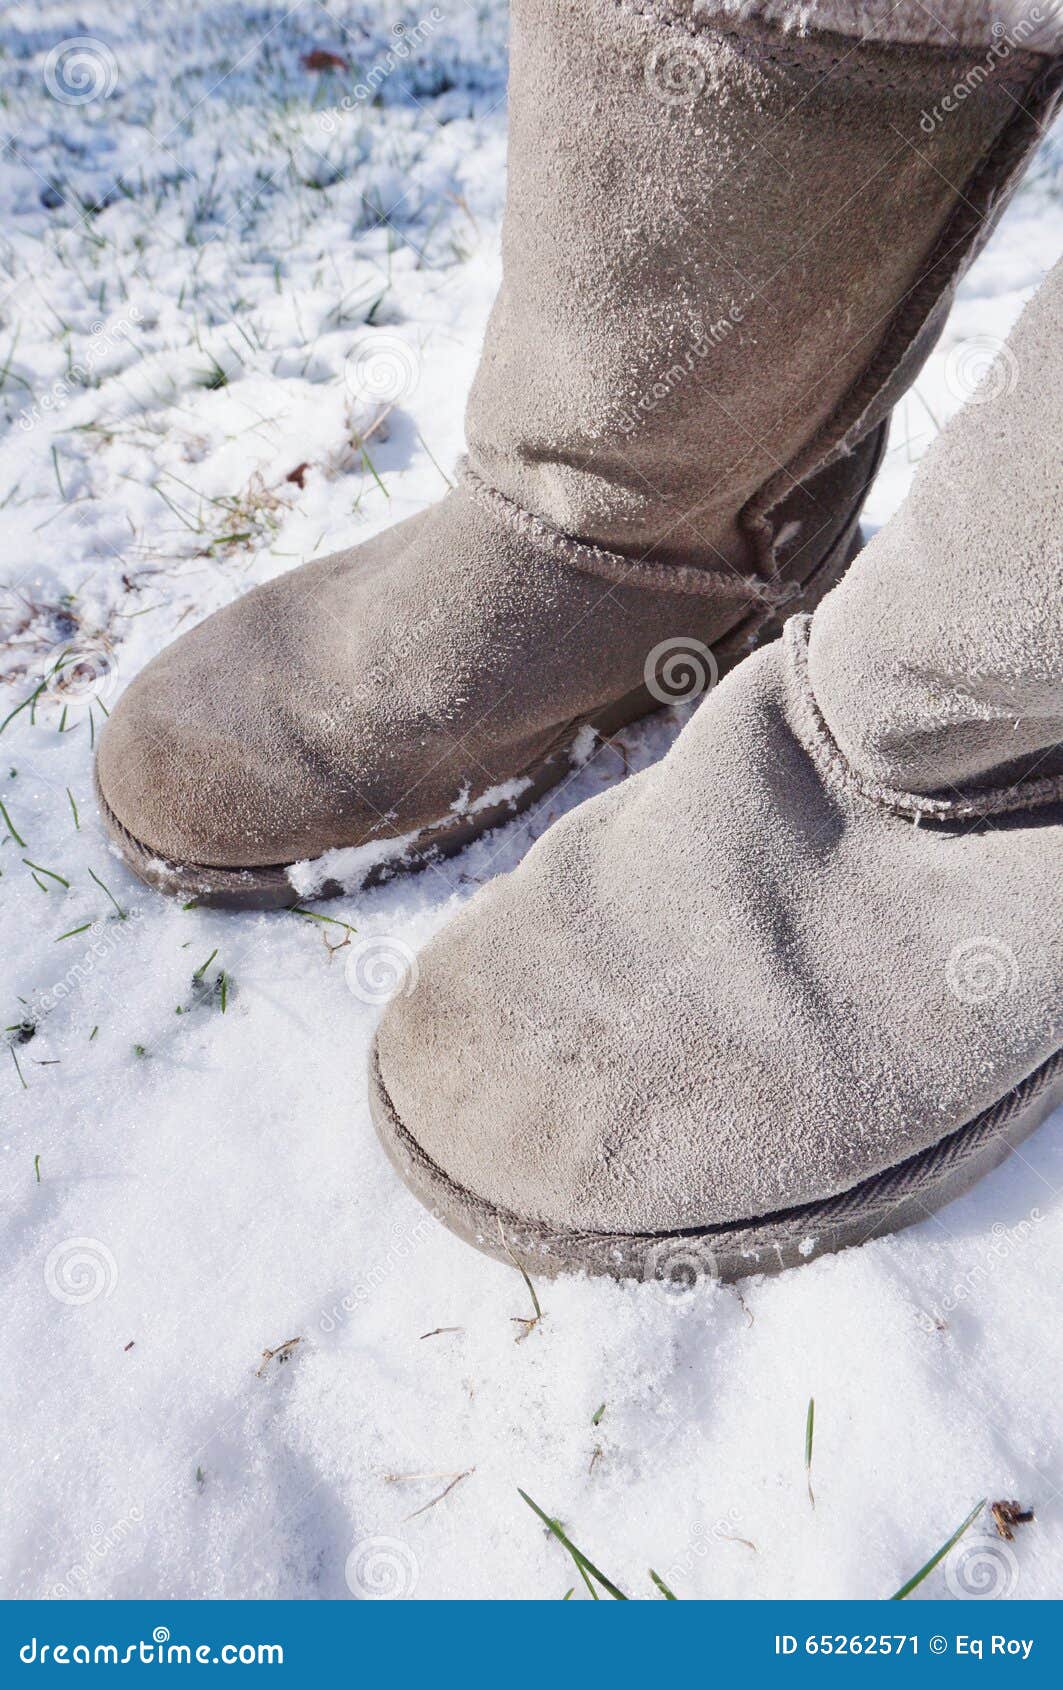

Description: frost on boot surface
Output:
[96,0,1063,907]
[371,258,1063,1282]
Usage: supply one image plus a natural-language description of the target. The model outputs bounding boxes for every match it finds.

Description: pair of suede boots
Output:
[95,1,1063,1283]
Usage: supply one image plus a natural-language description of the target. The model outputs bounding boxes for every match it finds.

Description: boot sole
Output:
[93,676,695,911]
[95,508,870,910]
[368,1039,1063,1283]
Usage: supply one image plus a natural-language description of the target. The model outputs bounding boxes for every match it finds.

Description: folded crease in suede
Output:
[786,617,1063,821]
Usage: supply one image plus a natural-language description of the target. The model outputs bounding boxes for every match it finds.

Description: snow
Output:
[2,0,1062,1603]
[287,830,422,900]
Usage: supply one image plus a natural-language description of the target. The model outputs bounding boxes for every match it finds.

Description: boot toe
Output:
[95,584,333,874]
[372,782,733,1243]
[97,656,290,871]
[371,631,1063,1270]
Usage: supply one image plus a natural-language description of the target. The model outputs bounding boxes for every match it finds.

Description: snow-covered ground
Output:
[2,0,1062,1603]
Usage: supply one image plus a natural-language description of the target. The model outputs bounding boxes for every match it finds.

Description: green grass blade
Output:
[0,799,26,847]
[577,1560,598,1600]
[9,1044,27,1090]
[290,906,356,934]
[518,1488,627,1600]
[890,1499,986,1601]
[87,866,126,918]
[649,1568,678,1599]
[497,1222,542,1321]
[23,858,69,887]
[0,682,46,737]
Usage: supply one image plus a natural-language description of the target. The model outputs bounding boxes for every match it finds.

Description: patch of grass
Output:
[182,951,231,1014]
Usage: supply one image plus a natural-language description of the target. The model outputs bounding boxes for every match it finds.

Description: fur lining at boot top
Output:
[639,1,1063,53]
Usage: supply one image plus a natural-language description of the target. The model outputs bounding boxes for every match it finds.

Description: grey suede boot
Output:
[96,0,1063,908]
[370,254,1063,1283]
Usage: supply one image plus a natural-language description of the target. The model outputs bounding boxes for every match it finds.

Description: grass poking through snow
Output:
[519,1488,628,1600]
[890,1499,986,1600]
[87,867,126,920]
[498,1220,544,1342]
[0,799,26,847]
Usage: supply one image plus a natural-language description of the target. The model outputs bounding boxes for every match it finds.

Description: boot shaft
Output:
[806,254,1063,811]
[466,0,1062,581]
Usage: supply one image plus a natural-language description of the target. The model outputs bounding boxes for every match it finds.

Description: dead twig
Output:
[400,1469,474,1521]
[991,1500,1035,1541]
[498,1220,544,1342]
[256,1336,302,1377]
